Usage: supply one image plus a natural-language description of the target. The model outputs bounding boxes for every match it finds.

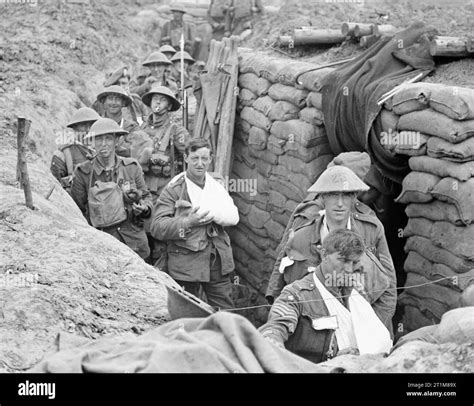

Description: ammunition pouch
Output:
[150,153,172,177]
[60,175,73,189]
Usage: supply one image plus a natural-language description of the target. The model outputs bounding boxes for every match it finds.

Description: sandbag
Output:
[403,217,433,239]
[247,205,271,229]
[427,136,474,163]
[248,126,269,151]
[271,119,327,148]
[238,73,271,96]
[404,235,474,273]
[327,152,371,180]
[395,171,440,204]
[403,272,461,310]
[232,161,255,180]
[428,85,474,120]
[399,296,442,328]
[299,107,324,126]
[268,101,300,121]
[298,67,335,92]
[436,307,474,344]
[248,147,278,165]
[387,82,433,115]
[232,195,251,215]
[266,190,287,212]
[268,175,307,202]
[405,200,468,226]
[236,117,252,133]
[255,159,272,177]
[252,95,275,116]
[306,92,323,110]
[229,228,265,260]
[393,132,429,156]
[398,109,474,143]
[268,83,308,107]
[431,221,474,261]
[267,135,333,163]
[276,61,314,87]
[431,177,474,225]
[280,154,333,182]
[239,88,257,107]
[264,218,286,241]
[240,106,272,131]
[404,251,471,291]
[409,155,474,182]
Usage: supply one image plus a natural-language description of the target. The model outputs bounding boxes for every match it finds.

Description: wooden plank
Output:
[341,22,358,37]
[372,24,398,36]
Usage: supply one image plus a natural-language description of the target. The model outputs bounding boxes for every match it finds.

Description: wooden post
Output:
[429,36,470,57]
[17,117,34,209]
[292,28,346,45]
[466,36,473,53]
[354,24,375,37]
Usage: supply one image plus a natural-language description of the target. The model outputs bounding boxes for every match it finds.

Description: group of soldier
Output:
[49,2,399,364]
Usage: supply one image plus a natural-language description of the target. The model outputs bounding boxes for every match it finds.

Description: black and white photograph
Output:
[0,0,473,401]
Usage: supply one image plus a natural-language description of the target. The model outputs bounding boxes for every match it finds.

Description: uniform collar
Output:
[147,113,170,128]
[93,154,120,175]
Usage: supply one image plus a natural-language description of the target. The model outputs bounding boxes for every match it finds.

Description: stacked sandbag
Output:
[230,51,335,322]
[382,82,474,332]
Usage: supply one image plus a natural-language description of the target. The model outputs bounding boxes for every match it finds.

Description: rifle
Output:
[180,33,189,132]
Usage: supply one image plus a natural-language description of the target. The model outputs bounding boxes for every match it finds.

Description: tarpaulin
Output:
[30,312,331,373]
[321,22,437,187]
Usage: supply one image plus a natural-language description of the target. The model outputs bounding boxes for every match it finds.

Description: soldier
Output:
[130,52,178,98]
[259,229,393,364]
[170,51,195,90]
[265,164,397,334]
[160,3,194,54]
[50,107,100,193]
[71,118,152,260]
[151,138,239,309]
[140,85,190,265]
[158,44,177,60]
[92,66,149,126]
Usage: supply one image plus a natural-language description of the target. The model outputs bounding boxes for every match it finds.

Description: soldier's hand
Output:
[145,76,158,87]
[186,206,213,227]
[132,202,148,216]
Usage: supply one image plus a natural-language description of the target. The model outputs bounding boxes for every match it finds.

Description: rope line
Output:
[227,274,469,313]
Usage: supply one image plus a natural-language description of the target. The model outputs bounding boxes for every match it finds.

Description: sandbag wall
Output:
[229,51,335,324]
[380,82,474,333]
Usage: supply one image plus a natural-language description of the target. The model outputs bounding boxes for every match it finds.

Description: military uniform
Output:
[50,143,94,192]
[151,172,235,309]
[160,19,194,54]
[259,264,391,363]
[71,155,153,259]
[266,201,397,333]
[140,114,189,199]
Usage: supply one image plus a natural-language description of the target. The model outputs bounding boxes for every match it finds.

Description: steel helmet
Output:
[307,165,369,194]
[159,44,177,55]
[169,3,186,13]
[96,85,132,107]
[66,107,101,128]
[170,51,195,64]
[142,52,172,67]
[84,118,128,140]
[142,85,181,111]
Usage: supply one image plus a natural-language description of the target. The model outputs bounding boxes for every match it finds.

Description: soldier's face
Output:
[93,134,116,159]
[322,192,354,223]
[151,95,171,115]
[73,122,93,144]
[323,251,361,282]
[104,95,124,115]
[149,64,165,77]
[185,147,212,178]
[172,11,184,21]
